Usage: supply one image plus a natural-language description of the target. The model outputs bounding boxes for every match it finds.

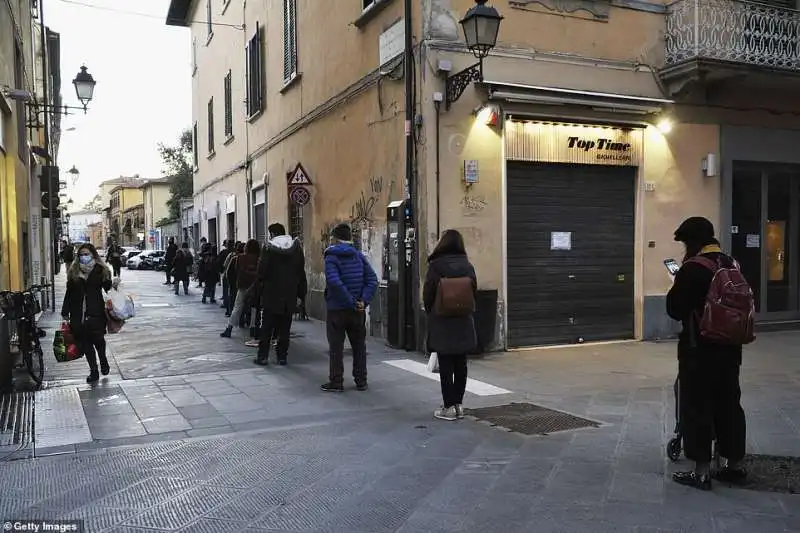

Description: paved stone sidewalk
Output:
[3,269,797,532]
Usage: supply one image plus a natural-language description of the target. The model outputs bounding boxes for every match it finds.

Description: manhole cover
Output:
[0,392,34,459]
[730,454,800,494]
[464,402,601,436]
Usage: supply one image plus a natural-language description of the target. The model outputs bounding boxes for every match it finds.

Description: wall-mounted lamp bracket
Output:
[445,60,483,111]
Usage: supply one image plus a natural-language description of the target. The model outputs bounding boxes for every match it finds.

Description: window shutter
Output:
[283,0,297,82]
[245,41,251,116]
[206,0,212,37]
[224,71,232,137]
[207,97,214,153]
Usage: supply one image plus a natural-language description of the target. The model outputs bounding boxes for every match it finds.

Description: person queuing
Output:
[164,237,178,285]
[201,247,220,304]
[172,242,193,296]
[254,223,307,366]
[220,240,260,340]
[106,238,124,278]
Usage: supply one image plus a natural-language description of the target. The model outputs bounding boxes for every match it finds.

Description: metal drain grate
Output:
[464,402,601,436]
[0,392,34,459]
[734,454,800,494]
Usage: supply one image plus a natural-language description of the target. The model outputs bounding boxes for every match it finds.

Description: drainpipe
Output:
[434,99,441,238]
[403,0,419,350]
[243,0,252,239]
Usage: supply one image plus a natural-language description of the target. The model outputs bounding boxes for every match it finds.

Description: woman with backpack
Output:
[423,229,477,421]
[667,216,749,491]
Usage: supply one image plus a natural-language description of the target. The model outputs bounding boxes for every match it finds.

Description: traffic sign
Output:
[289,186,311,206]
[287,163,312,186]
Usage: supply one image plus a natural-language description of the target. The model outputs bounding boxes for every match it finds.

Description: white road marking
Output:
[139,303,171,308]
[384,359,512,396]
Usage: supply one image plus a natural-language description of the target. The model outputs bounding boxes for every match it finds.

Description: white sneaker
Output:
[455,405,464,419]
[434,406,457,421]
[244,339,259,347]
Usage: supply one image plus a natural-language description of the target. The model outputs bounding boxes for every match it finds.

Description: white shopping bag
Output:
[427,352,439,373]
[105,283,136,321]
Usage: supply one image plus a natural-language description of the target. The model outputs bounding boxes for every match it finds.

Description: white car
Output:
[127,250,156,270]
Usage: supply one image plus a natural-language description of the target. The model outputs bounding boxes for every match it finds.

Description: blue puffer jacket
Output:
[324,243,378,311]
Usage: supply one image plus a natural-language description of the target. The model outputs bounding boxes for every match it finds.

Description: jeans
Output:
[222,278,229,308]
[228,289,253,328]
[203,281,217,301]
[174,277,189,294]
[258,313,293,361]
[81,318,108,374]
[326,309,367,386]
[438,354,468,408]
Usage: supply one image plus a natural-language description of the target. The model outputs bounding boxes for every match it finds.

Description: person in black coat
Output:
[61,243,113,383]
[172,243,193,295]
[164,237,178,285]
[666,216,747,490]
[423,229,477,422]
[255,223,307,366]
[202,247,220,304]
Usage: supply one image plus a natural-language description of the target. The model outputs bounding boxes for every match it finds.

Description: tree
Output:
[158,128,193,220]
[83,193,104,213]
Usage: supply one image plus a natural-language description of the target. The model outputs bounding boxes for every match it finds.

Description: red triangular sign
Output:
[287,163,312,185]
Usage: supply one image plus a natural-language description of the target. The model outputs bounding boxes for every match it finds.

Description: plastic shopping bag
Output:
[53,329,82,362]
[427,352,439,373]
[60,321,75,346]
[105,285,135,321]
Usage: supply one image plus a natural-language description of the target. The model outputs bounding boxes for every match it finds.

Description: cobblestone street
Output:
[1,269,799,532]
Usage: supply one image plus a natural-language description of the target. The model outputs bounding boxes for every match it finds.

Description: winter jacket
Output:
[62,263,112,337]
[257,235,307,314]
[324,243,378,311]
[172,249,193,279]
[236,252,259,293]
[165,243,178,266]
[666,246,743,365]
[106,244,123,265]
[423,251,477,355]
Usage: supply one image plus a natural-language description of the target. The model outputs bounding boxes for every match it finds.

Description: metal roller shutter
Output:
[506,161,636,347]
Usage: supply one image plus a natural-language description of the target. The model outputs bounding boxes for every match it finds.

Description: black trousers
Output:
[679,357,746,463]
[174,276,189,294]
[202,281,217,301]
[438,353,468,408]
[80,318,108,373]
[110,261,121,277]
[258,313,293,361]
[327,310,367,386]
[165,264,173,284]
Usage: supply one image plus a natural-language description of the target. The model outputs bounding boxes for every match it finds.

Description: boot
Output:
[202,298,207,304]
[86,370,100,383]
[220,326,232,338]
[99,359,110,376]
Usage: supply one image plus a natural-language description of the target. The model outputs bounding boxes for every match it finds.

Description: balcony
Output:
[660,0,800,96]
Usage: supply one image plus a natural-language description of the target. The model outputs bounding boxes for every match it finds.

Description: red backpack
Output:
[686,256,756,346]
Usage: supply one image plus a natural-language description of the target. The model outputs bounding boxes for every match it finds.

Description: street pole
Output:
[39,0,56,310]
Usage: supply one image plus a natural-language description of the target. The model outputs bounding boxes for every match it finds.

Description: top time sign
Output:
[567,136,632,163]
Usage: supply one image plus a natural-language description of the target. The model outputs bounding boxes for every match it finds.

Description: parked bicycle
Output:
[0,284,48,386]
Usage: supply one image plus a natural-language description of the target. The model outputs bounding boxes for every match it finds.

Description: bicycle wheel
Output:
[25,337,44,385]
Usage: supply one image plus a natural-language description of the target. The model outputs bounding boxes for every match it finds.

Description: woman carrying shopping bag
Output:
[423,230,477,421]
[61,243,114,383]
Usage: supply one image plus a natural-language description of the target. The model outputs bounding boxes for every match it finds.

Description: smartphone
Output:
[664,258,680,276]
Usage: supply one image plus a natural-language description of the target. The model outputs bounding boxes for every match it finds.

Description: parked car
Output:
[127,250,156,270]
[142,250,166,270]
[120,247,141,264]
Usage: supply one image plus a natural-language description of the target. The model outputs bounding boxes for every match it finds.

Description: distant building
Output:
[67,209,102,243]
[107,177,145,247]
[87,221,103,248]
[139,177,172,249]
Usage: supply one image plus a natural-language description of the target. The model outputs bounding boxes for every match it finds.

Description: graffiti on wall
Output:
[461,194,488,214]
[350,176,393,226]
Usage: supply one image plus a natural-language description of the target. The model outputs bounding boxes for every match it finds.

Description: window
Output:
[223,70,233,139]
[206,0,213,41]
[283,0,298,84]
[245,24,264,118]
[191,37,197,75]
[192,122,199,168]
[289,203,304,242]
[363,0,382,10]
[207,98,215,155]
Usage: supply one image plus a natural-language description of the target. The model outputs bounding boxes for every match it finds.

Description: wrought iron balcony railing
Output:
[664,0,800,72]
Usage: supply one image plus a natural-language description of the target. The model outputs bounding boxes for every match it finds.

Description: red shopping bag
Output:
[61,321,75,346]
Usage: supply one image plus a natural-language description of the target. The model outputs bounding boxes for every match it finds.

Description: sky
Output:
[47,0,192,209]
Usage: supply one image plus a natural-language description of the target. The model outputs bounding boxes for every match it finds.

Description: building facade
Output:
[108,180,145,246]
[169,0,800,350]
[66,209,102,243]
[139,178,172,249]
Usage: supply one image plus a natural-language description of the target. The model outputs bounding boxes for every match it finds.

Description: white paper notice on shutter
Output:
[746,234,760,248]
[551,231,572,251]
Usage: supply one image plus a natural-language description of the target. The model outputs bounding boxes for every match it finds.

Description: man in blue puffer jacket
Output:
[320,223,378,392]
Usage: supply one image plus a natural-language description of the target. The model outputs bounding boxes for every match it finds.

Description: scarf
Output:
[699,244,722,255]
[78,260,95,280]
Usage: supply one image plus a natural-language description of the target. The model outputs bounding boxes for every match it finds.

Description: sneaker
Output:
[455,405,464,419]
[220,327,232,338]
[253,357,269,366]
[320,382,344,393]
[356,383,368,391]
[244,339,259,347]
[434,406,458,421]
[672,471,712,491]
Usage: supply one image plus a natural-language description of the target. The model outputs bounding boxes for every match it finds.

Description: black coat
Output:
[257,236,307,315]
[62,263,112,336]
[172,249,193,279]
[666,251,742,365]
[423,252,477,355]
[165,243,178,266]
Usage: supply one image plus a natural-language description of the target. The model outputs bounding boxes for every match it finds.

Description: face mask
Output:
[79,255,93,265]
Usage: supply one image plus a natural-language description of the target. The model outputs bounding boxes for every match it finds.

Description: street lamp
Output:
[444,0,503,110]
[72,66,96,112]
[67,165,80,187]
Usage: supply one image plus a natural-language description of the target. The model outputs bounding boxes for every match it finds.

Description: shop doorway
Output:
[505,161,636,347]
[207,218,217,246]
[731,162,800,320]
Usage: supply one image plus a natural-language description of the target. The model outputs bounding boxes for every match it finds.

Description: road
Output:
[0,267,798,532]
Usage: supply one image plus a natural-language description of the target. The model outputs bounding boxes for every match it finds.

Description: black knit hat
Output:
[331,223,352,242]
[674,216,715,244]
